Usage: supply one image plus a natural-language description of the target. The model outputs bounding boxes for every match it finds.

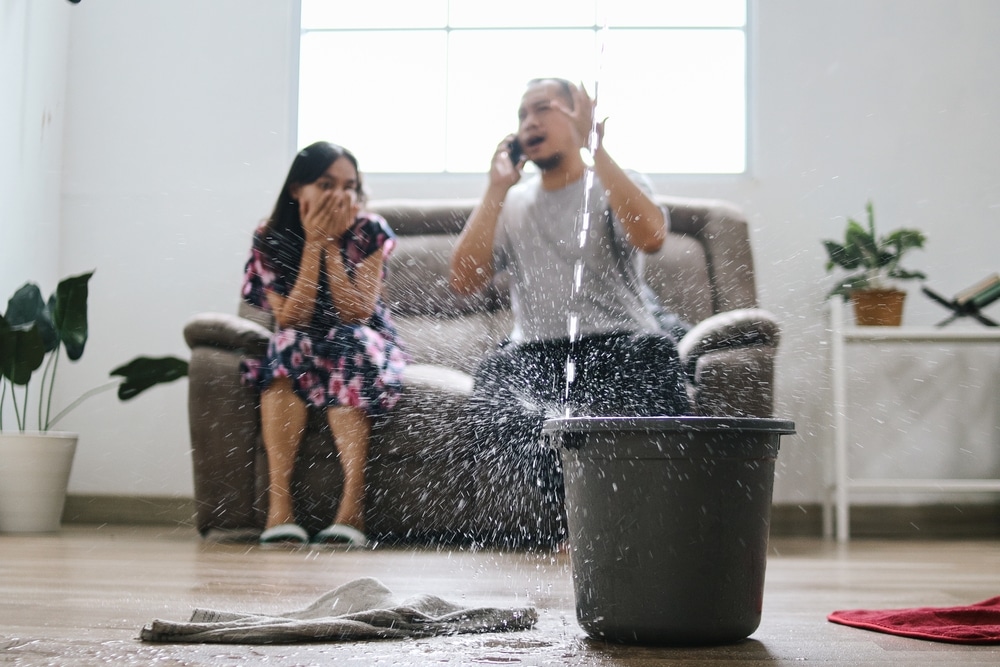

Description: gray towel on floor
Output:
[140,577,538,644]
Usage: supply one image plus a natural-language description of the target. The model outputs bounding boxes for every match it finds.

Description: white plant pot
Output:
[0,432,78,533]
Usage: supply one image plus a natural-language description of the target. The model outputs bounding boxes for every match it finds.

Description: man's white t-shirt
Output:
[494,171,666,343]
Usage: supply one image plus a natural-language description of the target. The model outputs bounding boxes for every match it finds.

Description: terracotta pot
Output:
[851,288,906,326]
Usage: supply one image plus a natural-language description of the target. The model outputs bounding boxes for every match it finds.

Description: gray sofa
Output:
[183,196,780,545]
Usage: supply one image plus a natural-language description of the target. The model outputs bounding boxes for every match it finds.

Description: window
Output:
[298,0,747,174]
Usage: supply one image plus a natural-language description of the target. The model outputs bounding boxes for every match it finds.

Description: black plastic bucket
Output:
[542,416,795,645]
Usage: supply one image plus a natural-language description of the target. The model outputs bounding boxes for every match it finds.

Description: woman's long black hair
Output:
[263,141,365,240]
[259,141,365,281]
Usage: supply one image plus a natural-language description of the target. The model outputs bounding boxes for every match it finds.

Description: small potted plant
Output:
[0,271,187,532]
[822,201,927,326]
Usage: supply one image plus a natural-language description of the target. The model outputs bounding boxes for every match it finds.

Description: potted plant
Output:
[0,271,187,532]
[822,201,927,326]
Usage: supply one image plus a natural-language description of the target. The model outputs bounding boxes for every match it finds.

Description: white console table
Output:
[826,301,1000,542]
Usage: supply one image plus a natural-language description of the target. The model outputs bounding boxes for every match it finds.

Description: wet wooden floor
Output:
[1,526,999,665]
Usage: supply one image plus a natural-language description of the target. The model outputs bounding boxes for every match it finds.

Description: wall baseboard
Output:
[64,494,197,528]
[63,495,1000,540]
[768,502,1000,539]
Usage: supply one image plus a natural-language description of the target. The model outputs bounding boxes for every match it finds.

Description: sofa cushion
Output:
[394,312,510,374]
[371,363,474,459]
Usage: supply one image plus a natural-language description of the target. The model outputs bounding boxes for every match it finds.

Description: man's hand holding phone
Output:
[508,137,523,166]
[489,134,525,189]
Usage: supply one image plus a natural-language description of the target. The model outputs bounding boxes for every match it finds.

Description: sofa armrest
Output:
[676,308,780,376]
[183,312,271,356]
[691,346,777,417]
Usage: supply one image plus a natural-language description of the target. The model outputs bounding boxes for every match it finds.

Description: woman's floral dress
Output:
[239,213,408,416]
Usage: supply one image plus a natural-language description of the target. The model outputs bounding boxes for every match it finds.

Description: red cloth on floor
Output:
[828,596,1000,644]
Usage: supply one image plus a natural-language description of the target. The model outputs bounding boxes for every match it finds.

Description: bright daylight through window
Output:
[298,0,746,174]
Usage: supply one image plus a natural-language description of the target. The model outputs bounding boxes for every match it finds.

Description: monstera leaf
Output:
[2,270,191,432]
[1,271,92,375]
[110,356,189,401]
[51,271,93,361]
[1,271,94,431]
[5,283,58,352]
[0,317,46,386]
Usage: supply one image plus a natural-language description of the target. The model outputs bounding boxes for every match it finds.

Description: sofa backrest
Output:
[367,200,505,374]
[368,196,758,372]
[648,196,758,323]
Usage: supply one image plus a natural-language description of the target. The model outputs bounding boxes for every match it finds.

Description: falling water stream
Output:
[562,21,609,417]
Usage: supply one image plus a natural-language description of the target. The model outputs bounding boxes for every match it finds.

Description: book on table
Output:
[970,277,1000,309]
[921,272,999,327]
[955,272,1000,306]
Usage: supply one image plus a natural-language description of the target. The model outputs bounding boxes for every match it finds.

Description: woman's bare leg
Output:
[326,406,371,532]
[260,377,308,529]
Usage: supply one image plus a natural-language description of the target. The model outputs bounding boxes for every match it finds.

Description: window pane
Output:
[296,2,748,174]
[301,0,447,29]
[598,29,745,173]
[297,32,448,172]
[445,30,597,172]
[448,0,596,28]
[602,0,745,28]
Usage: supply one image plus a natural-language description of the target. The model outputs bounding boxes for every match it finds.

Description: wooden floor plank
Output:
[1,526,999,665]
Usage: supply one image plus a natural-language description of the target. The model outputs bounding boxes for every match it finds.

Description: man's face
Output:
[516,80,576,171]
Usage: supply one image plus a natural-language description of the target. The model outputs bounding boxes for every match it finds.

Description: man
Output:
[449,78,689,546]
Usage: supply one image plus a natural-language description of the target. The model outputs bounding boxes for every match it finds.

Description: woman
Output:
[240,141,407,546]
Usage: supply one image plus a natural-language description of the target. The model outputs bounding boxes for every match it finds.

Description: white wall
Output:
[8,0,999,503]
[0,0,72,437]
[0,0,71,303]
[739,0,1000,503]
[55,0,297,495]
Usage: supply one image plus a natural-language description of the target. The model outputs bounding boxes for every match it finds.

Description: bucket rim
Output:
[542,415,795,435]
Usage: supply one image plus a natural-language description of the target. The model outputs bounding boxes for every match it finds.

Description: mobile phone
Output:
[509,137,523,166]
